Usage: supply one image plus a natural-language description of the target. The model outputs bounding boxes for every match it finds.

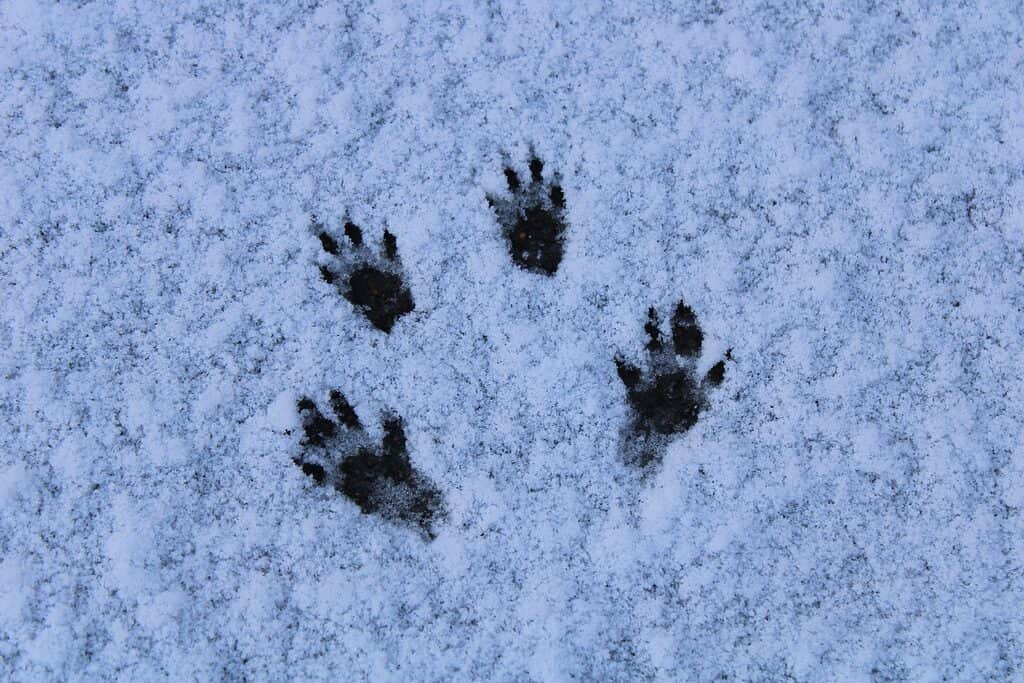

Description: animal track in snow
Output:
[315,218,414,333]
[615,301,728,468]
[292,389,445,538]
[486,155,567,275]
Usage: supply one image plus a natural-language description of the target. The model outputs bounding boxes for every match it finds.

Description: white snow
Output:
[1,0,1022,679]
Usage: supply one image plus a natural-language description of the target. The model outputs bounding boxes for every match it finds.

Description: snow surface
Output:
[2,0,1023,679]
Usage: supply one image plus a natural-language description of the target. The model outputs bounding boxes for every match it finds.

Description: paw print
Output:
[615,301,728,468]
[292,390,444,538]
[487,155,567,275]
[315,218,414,333]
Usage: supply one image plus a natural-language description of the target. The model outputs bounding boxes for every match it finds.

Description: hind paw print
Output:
[615,301,728,468]
[314,218,414,333]
[487,155,567,275]
[292,390,444,538]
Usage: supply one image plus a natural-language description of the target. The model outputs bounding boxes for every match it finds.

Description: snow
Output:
[1,0,1022,679]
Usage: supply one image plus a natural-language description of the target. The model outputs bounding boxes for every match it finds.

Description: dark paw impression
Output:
[315,218,414,333]
[487,156,567,276]
[615,301,728,469]
[292,390,444,537]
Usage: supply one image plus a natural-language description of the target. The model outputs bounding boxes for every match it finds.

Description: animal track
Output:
[487,155,567,275]
[314,218,414,333]
[292,175,728,541]
[292,390,444,537]
[615,301,727,468]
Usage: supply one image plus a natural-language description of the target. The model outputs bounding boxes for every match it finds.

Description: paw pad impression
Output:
[615,301,727,468]
[315,218,414,333]
[293,390,444,537]
[487,155,567,276]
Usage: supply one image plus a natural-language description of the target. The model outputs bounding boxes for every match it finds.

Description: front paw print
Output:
[314,218,414,333]
[292,390,444,538]
[486,155,567,276]
[615,301,728,468]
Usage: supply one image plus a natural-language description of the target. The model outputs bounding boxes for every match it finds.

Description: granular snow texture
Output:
[1,1,1022,680]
